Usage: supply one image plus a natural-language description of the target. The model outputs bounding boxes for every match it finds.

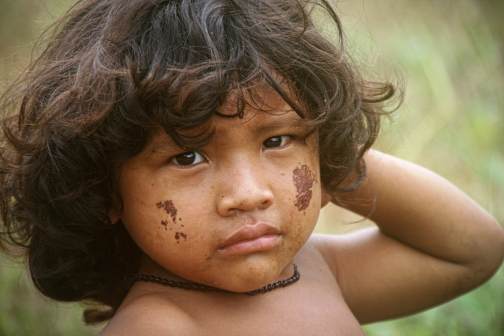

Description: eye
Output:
[170,151,205,166]
[262,135,290,149]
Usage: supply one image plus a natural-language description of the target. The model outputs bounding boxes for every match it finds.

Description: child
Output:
[1,0,503,334]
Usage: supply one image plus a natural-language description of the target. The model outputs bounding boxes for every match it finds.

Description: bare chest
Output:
[190,280,366,336]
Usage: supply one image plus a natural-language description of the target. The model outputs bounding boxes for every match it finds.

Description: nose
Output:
[217,161,274,216]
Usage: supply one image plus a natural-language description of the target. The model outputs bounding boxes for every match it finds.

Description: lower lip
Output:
[219,235,281,255]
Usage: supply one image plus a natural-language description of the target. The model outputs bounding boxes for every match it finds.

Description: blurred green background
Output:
[0,0,503,335]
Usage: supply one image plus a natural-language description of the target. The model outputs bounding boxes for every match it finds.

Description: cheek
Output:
[127,198,213,269]
[279,163,320,250]
[156,200,178,223]
[292,163,317,212]
[156,199,188,243]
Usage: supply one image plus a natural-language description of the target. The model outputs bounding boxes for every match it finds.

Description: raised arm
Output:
[313,150,504,323]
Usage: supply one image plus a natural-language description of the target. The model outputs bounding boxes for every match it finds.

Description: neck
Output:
[133,255,300,295]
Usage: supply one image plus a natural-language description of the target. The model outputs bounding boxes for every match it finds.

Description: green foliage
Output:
[1,0,503,334]
[0,260,100,336]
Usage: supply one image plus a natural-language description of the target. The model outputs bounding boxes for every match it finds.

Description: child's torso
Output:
[105,241,366,335]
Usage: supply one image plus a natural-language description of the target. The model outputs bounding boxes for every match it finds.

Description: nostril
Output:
[257,200,271,210]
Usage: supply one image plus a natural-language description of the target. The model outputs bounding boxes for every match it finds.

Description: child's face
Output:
[113,89,321,292]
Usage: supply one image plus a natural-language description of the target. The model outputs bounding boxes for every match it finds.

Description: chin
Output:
[211,257,290,293]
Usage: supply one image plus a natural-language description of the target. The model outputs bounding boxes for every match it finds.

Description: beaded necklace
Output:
[128,263,299,296]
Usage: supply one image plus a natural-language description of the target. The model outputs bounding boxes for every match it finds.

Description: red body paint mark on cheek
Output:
[161,220,168,230]
[156,200,178,223]
[174,232,187,243]
[293,164,316,211]
[156,202,186,242]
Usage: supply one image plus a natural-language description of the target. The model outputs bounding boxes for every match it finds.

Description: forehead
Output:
[148,88,306,151]
[216,85,296,117]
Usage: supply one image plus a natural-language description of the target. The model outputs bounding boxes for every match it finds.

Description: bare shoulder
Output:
[307,232,364,277]
[299,234,348,284]
[308,228,417,291]
[99,292,199,336]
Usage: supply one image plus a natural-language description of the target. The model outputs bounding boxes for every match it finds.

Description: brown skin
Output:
[103,92,504,335]
[316,151,504,323]
[110,91,321,294]
[102,246,366,336]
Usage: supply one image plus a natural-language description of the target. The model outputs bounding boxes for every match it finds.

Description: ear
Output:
[321,188,332,208]
[108,205,121,225]
[108,193,122,224]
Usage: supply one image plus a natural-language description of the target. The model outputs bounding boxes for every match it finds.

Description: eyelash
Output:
[262,135,291,149]
[169,135,294,166]
[170,151,205,166]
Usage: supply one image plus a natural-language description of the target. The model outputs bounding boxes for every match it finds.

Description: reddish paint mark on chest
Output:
[156,200,178,223]
[293,164,316,211]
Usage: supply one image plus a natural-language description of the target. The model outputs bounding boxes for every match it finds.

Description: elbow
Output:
[484,217,504,274]
[467,217,504,286]
[489,219,504,273]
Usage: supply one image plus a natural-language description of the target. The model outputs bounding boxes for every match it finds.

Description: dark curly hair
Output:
[0,0,399,325]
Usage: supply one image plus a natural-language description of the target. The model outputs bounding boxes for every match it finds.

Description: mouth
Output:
[218,223,281,255]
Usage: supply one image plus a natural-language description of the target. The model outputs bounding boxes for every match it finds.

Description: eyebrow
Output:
[254,122,299,134]
[252,112,306,134]
[149,139,173,153]
[146,129,212,157]
[142,134,180,159]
